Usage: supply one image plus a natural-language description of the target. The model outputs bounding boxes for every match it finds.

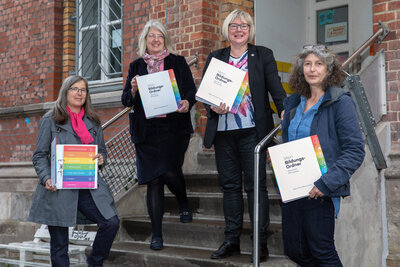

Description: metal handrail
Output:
[252,124,281,266]
[252,21,391,267]
[102,107,132,130]
[342,21,389,69]
[101,54,199,130]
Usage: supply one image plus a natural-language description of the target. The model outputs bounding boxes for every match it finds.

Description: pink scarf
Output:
[142,49,170,74]
[66,106,94,144]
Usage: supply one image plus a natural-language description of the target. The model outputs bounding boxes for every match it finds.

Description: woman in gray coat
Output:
[28,75,120,267]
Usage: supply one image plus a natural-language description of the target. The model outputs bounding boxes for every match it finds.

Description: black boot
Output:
[251,243,269,262]
[210,241,240,259]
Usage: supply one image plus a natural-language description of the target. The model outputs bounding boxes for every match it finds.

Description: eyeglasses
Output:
[228,23,250,31]
[69,87,88,94]
[303,44,327,51]
[147,34,164,40]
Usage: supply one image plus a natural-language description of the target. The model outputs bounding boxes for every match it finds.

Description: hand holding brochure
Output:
[268,135,327,203]
[136,69,182,119]
[51,137,98,189]
[196,57,248,114]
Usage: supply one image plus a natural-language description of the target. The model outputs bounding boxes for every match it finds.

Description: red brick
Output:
[388,1,400,10]
[373,12,396,23]
[388,40,400,50]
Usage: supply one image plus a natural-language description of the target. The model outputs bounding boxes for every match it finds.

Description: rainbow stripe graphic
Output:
[310,135,327,175]
[168,69,182,109]
[62,145,97,188]
[230,72,249,114]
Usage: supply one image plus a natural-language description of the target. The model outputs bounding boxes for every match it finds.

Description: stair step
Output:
[104,241,296,267]
[164,191,283,222]
[120,216,284,255]
[184,171,279,194]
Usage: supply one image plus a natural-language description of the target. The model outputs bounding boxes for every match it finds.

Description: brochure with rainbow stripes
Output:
[136,69,182,119]
[196,57,247,114]
[51,137,98,189]
[268,135,327,203]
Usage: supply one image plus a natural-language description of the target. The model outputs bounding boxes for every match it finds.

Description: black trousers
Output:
[214,128,270,244]
[282,197,342,267]
[48,190,120,267]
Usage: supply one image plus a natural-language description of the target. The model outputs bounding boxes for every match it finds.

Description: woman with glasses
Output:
[121,19,196,251]
[28,75,120,267]
[203,9,286,262]
[280,45,365,266]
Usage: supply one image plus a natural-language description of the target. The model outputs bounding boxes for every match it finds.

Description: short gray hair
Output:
[221,9,255,43]
[137,20,174,56]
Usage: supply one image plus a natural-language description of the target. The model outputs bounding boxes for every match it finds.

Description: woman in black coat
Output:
[121,19,196,251]
[203,9,286,262]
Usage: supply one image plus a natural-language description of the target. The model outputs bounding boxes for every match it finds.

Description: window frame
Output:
[76,0,123,91]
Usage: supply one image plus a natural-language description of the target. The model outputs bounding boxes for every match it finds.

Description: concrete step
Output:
[183,171,279,194]
[120,216,284,255]
[102,241,296,267]
[164,191,282,223]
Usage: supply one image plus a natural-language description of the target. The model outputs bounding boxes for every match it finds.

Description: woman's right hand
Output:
[45,179,57,192]
[211,102,230,114]
[131,75,139,96]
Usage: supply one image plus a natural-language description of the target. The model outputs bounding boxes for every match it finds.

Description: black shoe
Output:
[180,208,193,223]
[251,244,269,262]
[210,241,240,259]
[150,236,163,250]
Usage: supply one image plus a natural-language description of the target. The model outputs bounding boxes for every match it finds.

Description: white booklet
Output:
[136,69,182,119]
[51,137,98,189]
[196,57,248,114]
[268,135,328,203]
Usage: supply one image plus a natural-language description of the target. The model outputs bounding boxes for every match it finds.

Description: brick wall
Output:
[373,0,400,149]
[0,0,64,107]
[62,0,76,80]
[0,0,257,162]
[123,0,151,75]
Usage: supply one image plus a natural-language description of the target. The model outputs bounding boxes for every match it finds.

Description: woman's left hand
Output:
[177,100,190,113]
[309,186,325,198]
[93,154,104,166]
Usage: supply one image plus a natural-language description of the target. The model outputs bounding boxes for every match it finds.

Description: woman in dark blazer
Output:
[203,9,286,262]
[121,19,196,251]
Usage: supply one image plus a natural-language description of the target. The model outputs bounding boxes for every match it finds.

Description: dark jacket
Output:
[281,87,365,198]
[203,44,286,148]
[121,53,197,144]
[28,112,117,227]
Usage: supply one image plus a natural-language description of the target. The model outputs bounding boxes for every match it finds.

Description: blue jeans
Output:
[214,127,270,244]
[48,190,120,267]
[282,197,342,267]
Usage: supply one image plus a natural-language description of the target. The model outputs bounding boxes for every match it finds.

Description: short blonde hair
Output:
[221,9,255,43]
[137,20,174,56]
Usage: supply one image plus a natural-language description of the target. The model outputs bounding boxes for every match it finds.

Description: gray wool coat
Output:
[28,112,118,227]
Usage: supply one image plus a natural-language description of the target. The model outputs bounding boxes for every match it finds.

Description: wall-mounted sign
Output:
[325,22,347,43]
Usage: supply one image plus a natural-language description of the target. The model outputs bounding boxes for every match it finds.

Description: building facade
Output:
[0,0,399,265]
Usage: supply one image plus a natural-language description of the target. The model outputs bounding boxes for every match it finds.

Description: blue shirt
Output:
[288,95,323,141]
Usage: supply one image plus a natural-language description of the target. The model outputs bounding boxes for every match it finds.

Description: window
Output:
[76,0,122,84]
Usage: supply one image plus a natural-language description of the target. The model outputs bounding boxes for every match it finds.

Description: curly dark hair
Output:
[289,47,346,98]
[52,75,101,125]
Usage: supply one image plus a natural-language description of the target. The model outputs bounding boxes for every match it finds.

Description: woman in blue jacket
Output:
[281,45,365,266]
[121,20,196,251]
